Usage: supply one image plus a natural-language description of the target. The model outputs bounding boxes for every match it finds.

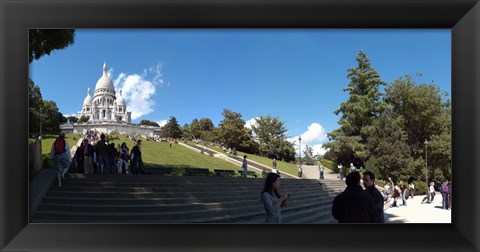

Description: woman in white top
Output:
[261,173,290,223]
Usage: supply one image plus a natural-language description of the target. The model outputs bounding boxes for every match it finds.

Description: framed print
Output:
[1,0,479,251]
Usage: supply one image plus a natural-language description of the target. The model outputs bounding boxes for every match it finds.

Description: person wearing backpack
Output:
[50,133,72,187]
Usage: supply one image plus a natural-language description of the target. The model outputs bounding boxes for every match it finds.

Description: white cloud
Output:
[156,120,169,127]
[300,123,327,144]
[312,144,328,156]
[288,122,328,156]
[112,63,165,120]
[244,117,258,130]
[63,113,77,118]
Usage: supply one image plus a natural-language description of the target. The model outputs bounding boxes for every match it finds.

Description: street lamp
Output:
[298,136,302,164]
[424,139,429,186]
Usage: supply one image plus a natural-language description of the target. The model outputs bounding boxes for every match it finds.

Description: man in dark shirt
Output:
[332,171,376,223]
[363,171,385,223]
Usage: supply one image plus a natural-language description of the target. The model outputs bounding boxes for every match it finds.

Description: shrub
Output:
[415,181,428,195]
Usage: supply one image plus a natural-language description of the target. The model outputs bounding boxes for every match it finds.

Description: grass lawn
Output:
[203,143,300,176]
[59,135,245,176]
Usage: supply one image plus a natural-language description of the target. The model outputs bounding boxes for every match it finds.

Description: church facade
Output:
[77,62,131,124]
[61,62,160,137]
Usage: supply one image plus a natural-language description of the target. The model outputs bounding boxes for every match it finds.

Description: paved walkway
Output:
[384,194,451,223]
[301,164,339,180]
[300,164,451,223]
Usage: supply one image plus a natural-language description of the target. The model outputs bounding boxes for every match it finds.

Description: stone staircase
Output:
[31,174,346,223]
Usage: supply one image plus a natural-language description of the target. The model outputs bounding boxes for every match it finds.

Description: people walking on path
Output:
[408,178,415,199]
[349,163,356,173]
[400,181,408,207]
[298,163,303,178]
[422,182,436,204]
[50,133,71,187]
[130,139,145,175]
[242,155,248,178]
[362,171,385,223]
[261,172,290,223]
[319,163,324,179]
[272,158,277,170]
[440,179,449,209]
[338,163,344,180]
[331,171,377,223]
[447,182,452,210]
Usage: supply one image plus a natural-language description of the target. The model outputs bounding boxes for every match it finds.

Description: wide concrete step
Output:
[33,194,336,223]
[32,174,346,223]
[41,189,340,205]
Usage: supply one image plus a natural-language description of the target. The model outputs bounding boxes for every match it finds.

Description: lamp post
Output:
[424,139,429,186]
[298,136,302,164]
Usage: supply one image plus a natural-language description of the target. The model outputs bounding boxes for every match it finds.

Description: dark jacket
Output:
[365,185,385,223]
[131,145,142,160]
[332,185,377,223]
[76,143,94,161]
[95,140,109,156]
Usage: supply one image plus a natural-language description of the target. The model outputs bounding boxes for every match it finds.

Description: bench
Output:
[237,170,258,178]
[185,168,211,176]
[213,169,236,176]
[146,167,173,175]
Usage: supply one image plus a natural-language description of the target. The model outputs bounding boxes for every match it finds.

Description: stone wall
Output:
[69,123,161,137]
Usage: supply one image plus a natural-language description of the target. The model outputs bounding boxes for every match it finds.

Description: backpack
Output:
[54,139,66,154]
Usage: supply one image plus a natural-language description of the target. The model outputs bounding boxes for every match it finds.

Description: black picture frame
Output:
[1,0,479,251]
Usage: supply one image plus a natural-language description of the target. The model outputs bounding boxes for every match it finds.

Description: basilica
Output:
[61,62,160,137]
[77,62,132,124]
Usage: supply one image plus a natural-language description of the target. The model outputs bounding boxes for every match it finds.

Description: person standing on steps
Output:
[261,172,290,223]
[130,139,145,175]
[50,132,72,187]
[242,155,248,178]
[298,163,303,178]
[338,163,344,180]
[319,163,325,180]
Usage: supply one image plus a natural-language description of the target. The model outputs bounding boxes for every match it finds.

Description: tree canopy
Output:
[29,29,75,63]
[324,51,451,182]
[250,115,295,162]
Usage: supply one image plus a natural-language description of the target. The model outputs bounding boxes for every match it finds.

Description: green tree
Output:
[303,145,316,165]
[182,123,192,141]
[384,75,451,181]
[29,29,75,63]
[190,119,201,139]
[324,51,386,165]
[139,119,160,127]
[250,115,294,162]
[217,109,258,153]
[66,116,78,123]
[365,112,419,181]
[41,100,63,134]
[78,115,90,123]
[29,78,44,137]
[160,116,182,139]
[199,118,214,131]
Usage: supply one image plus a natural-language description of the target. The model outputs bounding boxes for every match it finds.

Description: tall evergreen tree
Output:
[324,51,386,165]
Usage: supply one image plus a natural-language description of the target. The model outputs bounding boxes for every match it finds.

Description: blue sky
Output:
[29,29,451,156]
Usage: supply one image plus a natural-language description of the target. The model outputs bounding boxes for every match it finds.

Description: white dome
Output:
[83,88,92,106]
[117,89,125,105]
[94,62,115,91]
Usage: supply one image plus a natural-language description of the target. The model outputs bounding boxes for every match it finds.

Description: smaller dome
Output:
[83,88,92,106]
[117,89,126,105]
